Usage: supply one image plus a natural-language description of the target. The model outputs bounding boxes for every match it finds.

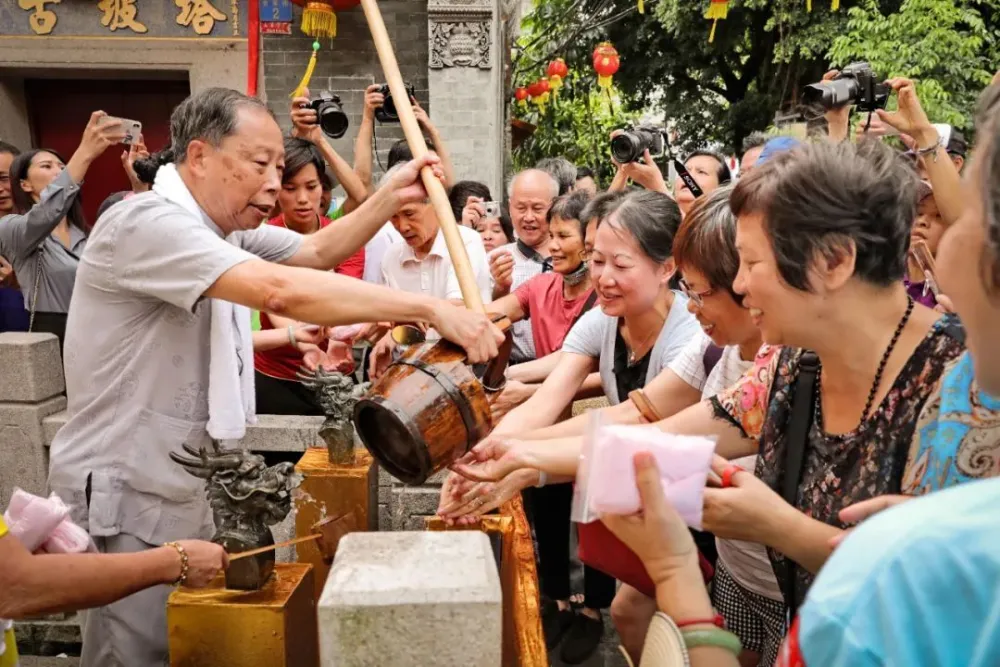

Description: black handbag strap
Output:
[781,350,819,625]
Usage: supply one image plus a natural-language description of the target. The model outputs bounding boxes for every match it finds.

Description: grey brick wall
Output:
[261,0,429,177]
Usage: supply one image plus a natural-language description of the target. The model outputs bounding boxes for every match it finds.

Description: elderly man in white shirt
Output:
[369,166,492,376]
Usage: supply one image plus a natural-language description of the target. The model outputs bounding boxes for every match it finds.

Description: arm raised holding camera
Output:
[412,99,455,189]
[354,84,384,196]
[290,91,369,213]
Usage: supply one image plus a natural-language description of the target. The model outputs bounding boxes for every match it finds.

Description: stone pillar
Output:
[318,531,502,667]
[427,0,504,197]
[0,332,66,506]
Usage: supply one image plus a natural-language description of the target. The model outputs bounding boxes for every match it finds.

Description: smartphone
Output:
[910,240,940,297]
[483,201,501,219]
[109,117,143,145]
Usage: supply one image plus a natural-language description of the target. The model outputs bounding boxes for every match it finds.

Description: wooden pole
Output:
[229,534,321,561]
[359,0,486,313]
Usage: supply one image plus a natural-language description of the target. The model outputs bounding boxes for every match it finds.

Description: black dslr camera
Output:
[803,62,890,113]
[611,125,667,164]
[309,91,349,139]
[375,83,416,123]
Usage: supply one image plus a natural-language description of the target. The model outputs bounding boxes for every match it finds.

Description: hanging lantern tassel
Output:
[806,0,812,11]
[291,41,321,98]
[705,0,728,43]
[302,1,337,38]
[831,0,839,9]
[638,0,644,14]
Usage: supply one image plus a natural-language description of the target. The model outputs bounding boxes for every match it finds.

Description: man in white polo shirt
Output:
[370,166,492,375]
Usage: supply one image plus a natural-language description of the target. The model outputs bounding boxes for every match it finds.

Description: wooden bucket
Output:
[354,339,494,485]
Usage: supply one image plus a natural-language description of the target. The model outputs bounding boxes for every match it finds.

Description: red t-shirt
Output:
[254,214,365,380]
[513,272,594,358]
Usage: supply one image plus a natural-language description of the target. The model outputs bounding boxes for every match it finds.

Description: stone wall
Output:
[260,1,430,178]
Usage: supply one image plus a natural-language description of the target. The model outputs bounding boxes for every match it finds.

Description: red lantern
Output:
[515,86,529,109]
[546,58,569,93]
[592,42,620,89]
[290,0,360,38]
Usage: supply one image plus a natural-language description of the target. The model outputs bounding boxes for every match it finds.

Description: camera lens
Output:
[317,100,349,139]
[803,78,860,110]
[611,132,643,164]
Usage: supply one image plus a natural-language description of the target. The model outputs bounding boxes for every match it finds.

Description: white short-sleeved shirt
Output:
[561,292,701,404]
[47,189,302,546]
[668,333,781,601]
[363,222,403,284]
[380,224,492,306]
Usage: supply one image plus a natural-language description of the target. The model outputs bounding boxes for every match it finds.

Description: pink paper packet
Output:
[585,425,716,529]
[3,488,92,554]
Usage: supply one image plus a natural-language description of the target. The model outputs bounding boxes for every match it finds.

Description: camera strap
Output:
[672,159,703,199]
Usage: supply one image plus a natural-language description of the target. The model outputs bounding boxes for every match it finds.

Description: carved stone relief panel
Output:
[429,20,492,69]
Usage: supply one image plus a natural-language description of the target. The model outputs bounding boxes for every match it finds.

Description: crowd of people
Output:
[0,62,998,667]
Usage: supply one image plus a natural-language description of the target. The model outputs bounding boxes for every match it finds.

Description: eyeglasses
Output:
[678,277,715,307]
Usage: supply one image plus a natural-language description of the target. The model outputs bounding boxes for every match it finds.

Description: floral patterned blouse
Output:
[709,316,967,607]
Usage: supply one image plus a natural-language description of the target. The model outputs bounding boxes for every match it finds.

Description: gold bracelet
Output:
[163,541,190,586]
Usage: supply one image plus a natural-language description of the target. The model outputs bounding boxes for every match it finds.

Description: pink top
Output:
[513,272,594,358]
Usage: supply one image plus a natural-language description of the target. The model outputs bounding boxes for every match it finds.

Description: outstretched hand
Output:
[875,78,937,147]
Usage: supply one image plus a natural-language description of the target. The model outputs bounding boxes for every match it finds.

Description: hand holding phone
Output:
[108,117,143,145]
[910,240,940,297]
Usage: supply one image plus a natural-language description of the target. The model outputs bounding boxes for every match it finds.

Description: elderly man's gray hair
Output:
[507,168,559,201]
[535,157,577,195]
[170,87,270,163]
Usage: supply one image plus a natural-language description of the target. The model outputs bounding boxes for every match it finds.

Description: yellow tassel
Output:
[638,0,644,14]
[598,74,612,88]
[704,0,728,20]
[708,19,717,42]
[831,0,839,9]
[806,0,812,11]
[291,42,320,99]
[301,2,337,38]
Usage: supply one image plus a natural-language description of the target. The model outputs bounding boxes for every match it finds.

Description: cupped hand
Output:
[368,331,397,380]
[461,197,486,228]
[875,78,936,146]
[290,91,324,144]
[438,469,538,525]
[702,455,792,543]
[449,434,529,482]
[386,153,445,206]
[172,539,229,588]
[600,452,700,587]
[828,494,911,548]
[430,303,503,365]
[81,111,128,159]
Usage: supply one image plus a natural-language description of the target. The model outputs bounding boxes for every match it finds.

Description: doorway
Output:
[24,76,190,225]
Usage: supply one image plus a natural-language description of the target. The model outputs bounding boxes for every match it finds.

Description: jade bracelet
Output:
[681,628,742,656]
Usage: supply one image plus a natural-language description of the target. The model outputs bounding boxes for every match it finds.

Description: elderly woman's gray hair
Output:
[170,88,270,163]
[601,190,683,264]
[535,157,577,195]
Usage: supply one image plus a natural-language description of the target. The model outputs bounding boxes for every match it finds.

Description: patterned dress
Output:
[709,316,969,607]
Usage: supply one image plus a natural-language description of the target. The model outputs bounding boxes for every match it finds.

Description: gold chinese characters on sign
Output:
[18,0,60,35]
[175,0,228,36]
[98,0,148,34]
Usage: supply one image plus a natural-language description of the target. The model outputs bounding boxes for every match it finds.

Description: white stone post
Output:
[0,332,66,506]
[318,531,502,667]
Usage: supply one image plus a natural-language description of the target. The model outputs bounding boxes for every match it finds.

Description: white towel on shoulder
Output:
[153,164,256,439]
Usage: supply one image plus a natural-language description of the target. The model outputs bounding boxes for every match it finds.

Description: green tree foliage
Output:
[512,72,637,184]
[511,0,998,157]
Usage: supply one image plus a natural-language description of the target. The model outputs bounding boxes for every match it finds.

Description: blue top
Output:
[798,477,1000,667]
